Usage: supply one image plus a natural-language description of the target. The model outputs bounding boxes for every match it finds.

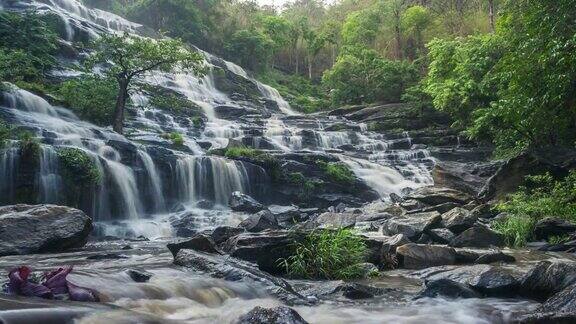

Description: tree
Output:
[402,5,432,59]
[87,33,205,134]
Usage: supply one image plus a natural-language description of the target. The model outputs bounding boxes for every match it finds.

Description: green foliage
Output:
[286,172,322,200]
[0,11,58,83]
[341,8,381,47]
[548,235,570,245]
[57,148,101,186]
[323,47,418,105]
[57,77,118,125]
[279,228,368,280]
[317,160,355,184]
[0,120,11,149]
[17,131,40,158]
[494,171,576,247]
[145,85,200,116]
[224,146,262,159]
[162,132,184,146]
[225,29,274,72]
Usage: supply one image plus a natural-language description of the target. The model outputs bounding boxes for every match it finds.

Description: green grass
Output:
[317,160,355,184]
[17,131,40,157]
[224,146,262,159]
[492,214,536,247]
[162,132,185,146]
[278,228,368,280]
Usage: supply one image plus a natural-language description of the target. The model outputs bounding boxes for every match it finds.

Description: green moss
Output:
[278,228,369,280]
[162,132,185,146]
[57,76,117,125]
[57,147,101,186]
[17,131,40,158]
[224,146,262,159]
[287,172,323,199]
[317,160,355,184]
[0,120,11,149]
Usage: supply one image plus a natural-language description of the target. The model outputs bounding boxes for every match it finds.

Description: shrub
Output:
[58,77,117,125]
[17,131,40,158]
[0,120,11,148]
[317,160,355,184]
[224,146,263,159]
[162,132,185,146]
[278,228,368,280]
[287,172,322,199]
[492,214,536,247]
[57,147,101,186]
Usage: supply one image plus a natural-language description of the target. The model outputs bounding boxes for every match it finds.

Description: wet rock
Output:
[475,251,516,264]
[406,187,472,206]
[211,226,246,245]
[214,105,262,119]
[169,212,198,237]
[520,261,576,300]
[121,245,132,250]
[357,262,379,278]
[468,267,519,297]
[269,205,304,225]
[396,244,457,269]
[195,200,215,209]
[87,253,128,260]
[533,218,576,241]
[415,279,481,299]
[400,199,426,211]
[239,210,281,232]
[314,212,357,229]
[174,249,308,305]
[0,204,92,256]
[428,228,455,244]
[222,231,303,274]
[382,212,441,240]
[441,208,478,234]
[450,225,505,248]
[336,283,385,299]
[518,284,576,323]
[516,313,576,324]
[236,306,309,324]
[167,233,220,257]
[126,269,152,283]
[455,250,481,264]
[229,192,266,214]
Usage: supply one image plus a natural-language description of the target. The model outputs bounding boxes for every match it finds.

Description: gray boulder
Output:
[382,211,441,240]
[441,207,478,234]
[406,187,471,206]
[239,210,280,232]
[450,225,505,248]
[415,279,481,299]
[534,218,576,241]
[396,243,457,269]
[167,233,221,257]
[0,204,92,256]
[428,228,456,244]
[229,191,266,214]
[236,306,308,324]
[520,261,576,300]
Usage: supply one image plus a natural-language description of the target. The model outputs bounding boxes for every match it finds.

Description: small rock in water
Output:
[337,283,385,299]
[126,269,152,283]
[236,306,309,324]
[229,191,266,214]
[121,245,133,250]
[475,251,516,264]
[415,279,481,299]
[87,253,129,260]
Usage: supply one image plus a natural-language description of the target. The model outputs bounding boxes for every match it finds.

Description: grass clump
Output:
[317,160,355,184]
[224,146,262,159]
[287,172,322,199]
[493,171,576,247]
[162,132,185,146]
[279,228,368,280]
[57,147,100,185]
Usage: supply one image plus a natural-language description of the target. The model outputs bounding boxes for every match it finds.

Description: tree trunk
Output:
[488,0,495,33]
[113,77,129,134]
[308,57,312,80]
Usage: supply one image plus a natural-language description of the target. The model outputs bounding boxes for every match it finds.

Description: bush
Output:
[58,77,117,125]
[17,131,40,158]
[317,160,355,184]
[279,228,368,280]
[493,171,576,247]
[287,172,322,199]
[57,147,101,186]
[161,132,185,146]
[224,146,263,159]
[0,120,11,149]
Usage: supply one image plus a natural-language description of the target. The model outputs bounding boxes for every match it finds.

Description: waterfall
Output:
[104,160,143,220]
[38,146,62,204]
[2,85,59,116]
[0,146,19,204]
[137,150,166,212]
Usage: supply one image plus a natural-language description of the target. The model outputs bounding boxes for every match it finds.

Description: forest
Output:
[1,0,576,323]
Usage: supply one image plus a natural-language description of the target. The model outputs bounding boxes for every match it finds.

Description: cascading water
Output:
[38,145,62,203]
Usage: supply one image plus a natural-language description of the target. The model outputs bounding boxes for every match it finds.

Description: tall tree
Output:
[87,34,205,134]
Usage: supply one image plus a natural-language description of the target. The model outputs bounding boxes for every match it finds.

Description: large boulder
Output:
[167,233,221,257]
[533,218,576,241]
[520,261,576,300]
[428,228,455,244]
[396,244,457,270]
[236,306,308,324]
[314,212,357,229]
[441,208,478,234]
[415,279,481,299]
[450,225,505,248]
[0,204,92,256]
[229,192,266,214]
[405,187,472,206]
[382,212,441,240]
[239,210,281,233]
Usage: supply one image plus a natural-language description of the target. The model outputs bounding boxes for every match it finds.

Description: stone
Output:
[441,208,478,234]
[382,212,441,240]
[169,212,199,237]
[475,251,516,264]
[450,225,505,248]
[314,212,357,229]
[167,233,220,257]
[406,187,472,206]
[428,228,455,244]
[415,279,481,299]
[239,210,280,232]
[211,226,245,245]
[126,269,152,283]
[396,244,457,270]
[0,204,92,256]
[229,191,266,214]
[236,306,309,324]
[86,253,128,260]
[520,261,576,301]
[337,283,385,299]
[455,250,481,264]
[468,267,519,297]
[533,218,576,241]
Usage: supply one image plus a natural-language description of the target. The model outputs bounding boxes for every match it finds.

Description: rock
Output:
[167,233,220,257]
[396,244,457,270]
[357,263,379,278]
[475,251,516,264]
[428,228,455,244]
[520,261,576,300]
[174,250,308,305]
[337,283,385,299]
[533,218,576,241]
[400,199,426,211]
[86,253,128,260]
[314,212,357,229]
[0,205,92,256]
[468,267,519,297]
[450,225,505,248]
[239,210,281,232]
[195,200,215,209]
[269,205,304,225]
[520,283,576,323]
[126,269,152,283]
[169,212,199,237]
[222,231,303,274]
[432,160,500,197]
[406,187,472,206]
[441,208,478,234]
[236,306,308,324]
[211,226,245,245]
[229,192,266,214]
[382,212,441,240]
[516,313,576,324]
[415,279,481,299]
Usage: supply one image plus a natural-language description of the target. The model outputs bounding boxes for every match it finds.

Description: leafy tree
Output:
[87,33,205,134]
[341,8,381,48]
[225,29,275,72]
[402,5,433,59]
[58,77,118,126]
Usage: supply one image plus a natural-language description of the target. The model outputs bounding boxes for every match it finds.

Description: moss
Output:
[287,172,323,199]
[163,132,185,146]
[17,131,40,159]
[57,147,101,186]
[142,84,203,117]
[0,120,11,149]
[316,160,355,184]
